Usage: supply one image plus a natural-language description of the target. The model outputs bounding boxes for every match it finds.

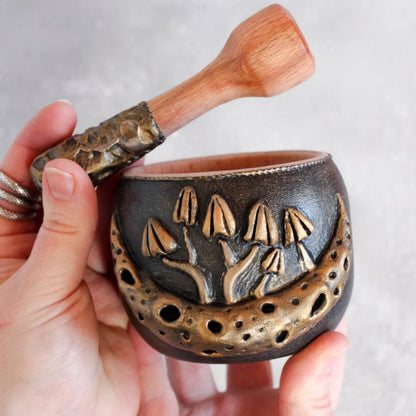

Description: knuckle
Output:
[42,213,80,236]
[307,394,333,413]
[282,390,333,416]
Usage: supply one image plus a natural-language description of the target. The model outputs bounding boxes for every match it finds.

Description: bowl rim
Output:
[123,150,331,180]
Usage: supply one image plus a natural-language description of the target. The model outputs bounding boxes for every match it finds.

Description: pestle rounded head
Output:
[221,4,315,97]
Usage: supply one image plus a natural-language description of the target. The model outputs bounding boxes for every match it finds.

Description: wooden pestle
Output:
[150,4,314,136]
[30,4,314,189]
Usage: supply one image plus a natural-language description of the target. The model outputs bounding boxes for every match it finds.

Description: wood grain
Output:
[149,4,314,136]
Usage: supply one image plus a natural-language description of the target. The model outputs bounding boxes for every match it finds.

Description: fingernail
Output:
[44,167,75,201]
[56,98,72,105]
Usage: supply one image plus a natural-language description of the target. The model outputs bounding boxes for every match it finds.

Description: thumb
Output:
[23,159,98,301]
[278,331,349,416]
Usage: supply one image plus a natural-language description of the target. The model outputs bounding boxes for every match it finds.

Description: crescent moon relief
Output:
[111,194,352,358]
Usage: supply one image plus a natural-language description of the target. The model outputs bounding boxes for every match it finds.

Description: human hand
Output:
[0,102,348,416]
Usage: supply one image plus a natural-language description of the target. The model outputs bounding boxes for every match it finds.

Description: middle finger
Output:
[166,358,218,405]
[227,361,273,392]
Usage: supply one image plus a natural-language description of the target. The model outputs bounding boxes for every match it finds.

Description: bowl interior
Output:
[124,150,327,178]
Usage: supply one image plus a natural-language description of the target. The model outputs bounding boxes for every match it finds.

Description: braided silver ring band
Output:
[0,170,40,221]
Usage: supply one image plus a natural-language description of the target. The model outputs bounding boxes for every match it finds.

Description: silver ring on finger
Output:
[0,169,40,221]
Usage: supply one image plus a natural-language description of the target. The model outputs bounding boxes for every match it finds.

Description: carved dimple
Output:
[63,137,78,151]
[310,293,327,317]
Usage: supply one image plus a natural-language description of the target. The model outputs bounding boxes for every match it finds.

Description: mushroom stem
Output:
[296,242,315,273]
[223,245,259,304]
[254,274,270,298]
[162,258,213,304]
[183,226,198,266]
[219,238,237,268]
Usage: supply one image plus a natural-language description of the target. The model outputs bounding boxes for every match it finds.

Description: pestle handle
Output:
[150,4,314,136]
[30,4,314,189]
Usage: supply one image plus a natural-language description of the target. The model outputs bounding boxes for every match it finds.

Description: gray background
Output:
[1,0,415,414]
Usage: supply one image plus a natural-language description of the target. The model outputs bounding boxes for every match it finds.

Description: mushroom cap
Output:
[173,186,198,226]
[284,208,314,246]
[202,194,236,239]
[244,202,279,246]
[262,247,285,274]
[142,218,178,257]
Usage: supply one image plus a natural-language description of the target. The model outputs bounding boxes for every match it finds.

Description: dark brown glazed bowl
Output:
[110,151,353,363]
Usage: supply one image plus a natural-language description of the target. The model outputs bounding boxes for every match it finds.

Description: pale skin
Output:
[0,101,348,416]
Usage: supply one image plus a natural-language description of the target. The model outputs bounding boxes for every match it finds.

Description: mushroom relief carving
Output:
[141,189,317,305]
[284,208,315,273]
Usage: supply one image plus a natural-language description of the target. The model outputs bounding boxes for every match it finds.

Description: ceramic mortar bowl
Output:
[110,150,353,363]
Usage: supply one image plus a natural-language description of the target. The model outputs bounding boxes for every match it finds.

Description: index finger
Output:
[0,100,77,235]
